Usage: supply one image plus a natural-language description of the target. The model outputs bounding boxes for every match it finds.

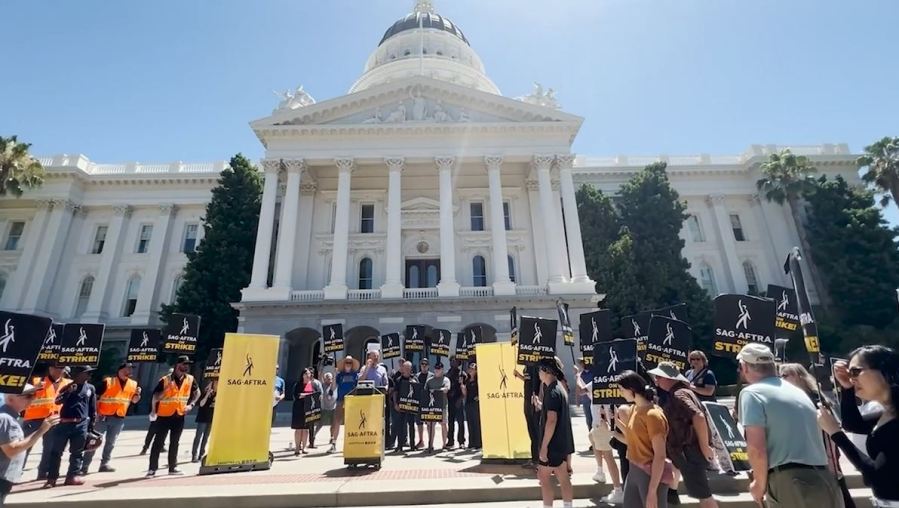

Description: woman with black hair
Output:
[616,370,671,508]
[818,345,899,507]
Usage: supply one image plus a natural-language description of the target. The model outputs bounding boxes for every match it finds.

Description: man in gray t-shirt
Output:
[1,385,59,504]
[423,363,451,452]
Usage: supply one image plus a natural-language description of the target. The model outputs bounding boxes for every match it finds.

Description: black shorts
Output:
[670,444,712,499]
[538,453,567,468]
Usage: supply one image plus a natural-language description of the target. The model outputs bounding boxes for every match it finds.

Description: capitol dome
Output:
[348,1,500,95]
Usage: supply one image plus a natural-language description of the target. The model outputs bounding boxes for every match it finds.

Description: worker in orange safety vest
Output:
[146,356,199,477]
[22,363,71,481]
[81,363,142,474]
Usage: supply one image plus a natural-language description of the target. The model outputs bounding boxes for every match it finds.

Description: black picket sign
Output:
[304,392,322,425]
[467,326,482,359]
[38,323,65,364]
[556,301,575,347]
[0,311,53,394]
[162,313,200,355]
[204,348,223,379]
[591,338,638,405]
[322,324,344,354]
[128,328,161,363]
[404,325,426,352]
[455,332,469,361]
[704,402,751,471]
[645,316,692,371]
[767,284,800,338]
[59,323,105,367]
[712,294,776,357]
[510,307,519,343]
[397,379,421,413]
[420,389,446,422]
[516,316,558,365]
[381,333,402,360]
[578,310,612,367]
[621,312,651,353]
[429,329,452,358]
[785,249,824,365]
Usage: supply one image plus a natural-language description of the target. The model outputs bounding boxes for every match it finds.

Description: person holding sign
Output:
[191,380,216,463]
[536,357,575,508]
[1,384,60,504]
[737,344,843,508]
[291,368,320,456]
[82,362,141,474]
[147,356,200,478]
[333,356,360,450]
[390,361,419,453]
[424,363,450,453]
[461,363,481,450]
[22,364,70,481]
[684,351,718,402]
[44,366,97,488]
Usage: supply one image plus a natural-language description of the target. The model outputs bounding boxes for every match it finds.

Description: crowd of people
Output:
[1,341,897,508]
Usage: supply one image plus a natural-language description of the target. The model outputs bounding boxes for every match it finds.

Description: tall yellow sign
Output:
[200,333,279,474]
[477,342,531,460]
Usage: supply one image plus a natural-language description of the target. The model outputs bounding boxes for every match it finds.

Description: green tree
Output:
[803,175,899,328]
[756,149,827,306]
[576,185,620,281]
[598,228,645,320]
[0,135,45,196]
[856,136,899,206]
[160,154,263,361]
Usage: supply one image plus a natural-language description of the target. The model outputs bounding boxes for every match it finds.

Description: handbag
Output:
[636,459,677,488]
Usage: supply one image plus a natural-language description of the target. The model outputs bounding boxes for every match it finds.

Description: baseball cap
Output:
[647,362,689,383]
[420,358,430,365]
[434,362,445,370]
[118,362,135,371]
[737,343,775,365]
[72,365,97,375]
[19,383,38,396]
[175,355,194,364]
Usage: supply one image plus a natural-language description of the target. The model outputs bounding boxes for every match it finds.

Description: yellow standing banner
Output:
[200,333,279,475]
[343,389,385,468]
[477,342,531,461]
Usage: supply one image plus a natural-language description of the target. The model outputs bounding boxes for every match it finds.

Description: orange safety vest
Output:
[23,376,72,421]
[97,377,139,417]
[157,374,194,417]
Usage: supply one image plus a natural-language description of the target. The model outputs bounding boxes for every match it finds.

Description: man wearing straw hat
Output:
[333,355,360,452]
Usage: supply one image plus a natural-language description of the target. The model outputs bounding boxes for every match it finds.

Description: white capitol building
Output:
[0,1,859,386]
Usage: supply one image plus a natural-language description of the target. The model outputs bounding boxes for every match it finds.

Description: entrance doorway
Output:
[405,259,440,288]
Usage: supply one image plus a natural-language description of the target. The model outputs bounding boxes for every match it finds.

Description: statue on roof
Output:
[517,82,560,109]
[273,85,316,111]
[413,0,435,14]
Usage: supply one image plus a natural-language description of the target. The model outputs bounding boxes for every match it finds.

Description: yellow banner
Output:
[202,333,279,473]
[477,342,531,460]
[343,392,385,463]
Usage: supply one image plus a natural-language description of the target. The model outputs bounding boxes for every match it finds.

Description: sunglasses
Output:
[848,367,867,379]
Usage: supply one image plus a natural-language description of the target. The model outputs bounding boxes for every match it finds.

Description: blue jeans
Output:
[47,421,89,481]
[82,416,125,471]
[581,399,593,430]
[192,422,211,459]
[22,419,53,479]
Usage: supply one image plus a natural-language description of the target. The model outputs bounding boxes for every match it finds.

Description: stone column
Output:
[82,204,132,321]
[485,156,515,295]
[272,159,305,298]
[0,200,52,309]
[324,158,354,300]
[707,194,748,293]
[749,194,787,286]
[381,157,405,298]
[557,154,596,292]
[131,204,176,324]
[21,200,77,313]
[436,156,460,296]
[525,179,548,285]
[534,155,566,289]
[247,160,280,291]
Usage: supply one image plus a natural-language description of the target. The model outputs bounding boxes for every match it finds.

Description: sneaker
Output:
[64,476,85,486]
[146,470,156,478]
[139,448,148,455]
[600,487,624,504]
[191,457,199,463]
[169,468,185,476]
[593,469,606,483]
[328,443,336,454]
[42,480,56,489]
[99,465,115,473]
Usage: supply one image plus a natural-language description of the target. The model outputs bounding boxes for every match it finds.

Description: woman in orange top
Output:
[616,371,670,508]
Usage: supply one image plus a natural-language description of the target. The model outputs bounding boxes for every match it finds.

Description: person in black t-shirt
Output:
[461,363,481,449]
[516,364,541,466]
[446,357,467,448]
[536,357,575,508]
[191,380,216,463]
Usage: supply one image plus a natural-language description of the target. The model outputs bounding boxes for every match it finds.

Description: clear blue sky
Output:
[2,0,897,218]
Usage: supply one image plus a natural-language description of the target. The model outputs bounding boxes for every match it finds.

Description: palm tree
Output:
[856,136,899,206]
[0,135,45,196]
[756,149,829,307]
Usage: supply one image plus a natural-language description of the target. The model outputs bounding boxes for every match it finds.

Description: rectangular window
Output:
[136,224,153,253]
[470,202,484,231]
[92,225,108,254]
[730,214,746,242]
[687,216,705,242]
[4,221,25,251]
[360,204,375,233]
[503,202,511,230]
[182,223,199,253]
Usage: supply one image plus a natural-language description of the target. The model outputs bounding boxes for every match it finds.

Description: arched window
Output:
[0,273,6,300]
[75,276,94,317]
[743,261,760,295]
[171,274,183,304]
[359,258,373,290]
[123,275,141,317]
[472,256,487,287]
[698,264,718,297]
[508,256,516,283]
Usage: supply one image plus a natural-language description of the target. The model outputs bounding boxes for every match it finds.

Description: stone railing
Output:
[37,154,228,175]
[403,287,438,299]
[348,289,381,300]
[459,286,494,297]
[515,285,547,296]
[290,290,325,302]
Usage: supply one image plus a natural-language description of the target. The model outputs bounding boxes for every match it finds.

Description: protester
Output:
[359,351,389,388]
[272,364,286,426]
[141,367,172,456]
[684,351,717,402]
[575,359,594,448]
[291,367,320,456]
[333,355,360,447]
[461,363,481,449]
[1,385,59,504]
[321,372,338,453]
[147,356,200,478]
[446,357,467,449]
[589,403,624,504]
[391,361,418,453]
[616,370,670,508]
[780,363,855,508]
[22,363,70,480]
[515,364,541,467]
[82,362,141,474]
[191,380,216,463]
[415,358,432,449]
[536,357,575,508]
[737,343,843,508]
[649,362,719,508]
[44,366,97,488]
[820,346,899,506]
[424,362,451,452]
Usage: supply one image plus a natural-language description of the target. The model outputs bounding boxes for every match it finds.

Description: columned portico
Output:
[534,155,568,292]
[82,204,131,321]
[131,203,176,323]
[324,158,355,300]
[557,154,596,293]
[485,156,515,295]
[271,159,305,299]
[381,157,405,298]
[707,194,748,292]
[21,199,78,314]
[435,156,460,297]
[244,159,280,299]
